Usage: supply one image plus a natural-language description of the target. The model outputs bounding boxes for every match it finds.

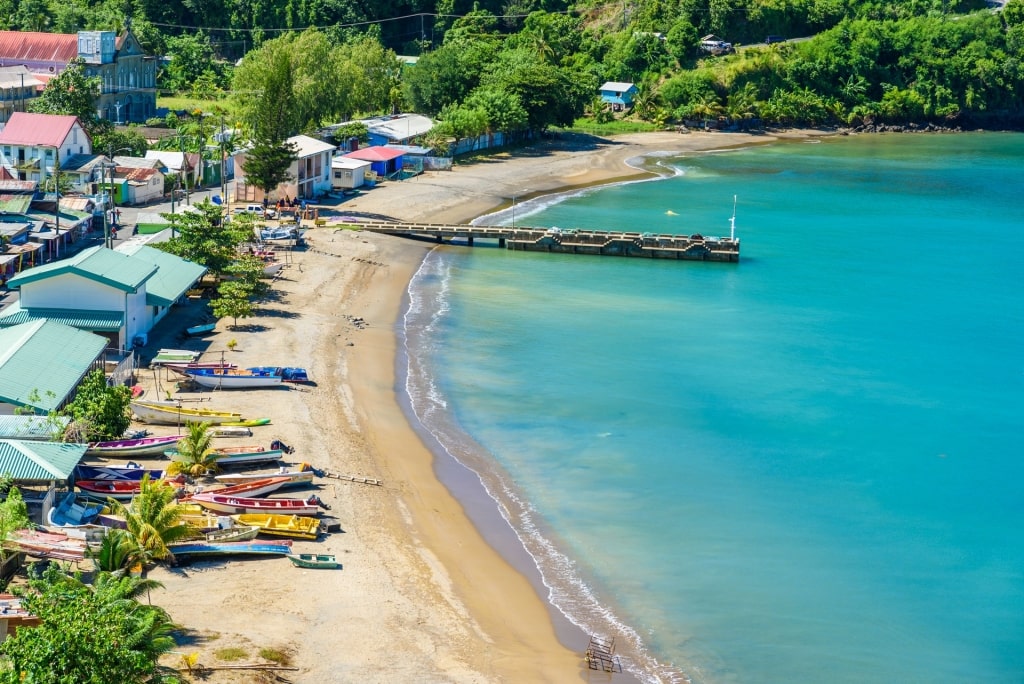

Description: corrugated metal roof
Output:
[344,147,405,162]
[0,415,70,440]
[0,439,84,481]
[117,244,206,307]
[0,112,81,147]
[0,31,78,65]
[287,134,336,158]
[0,320,106,412]
[0,303,124,331]
[0,65,44,89]
[600,81,636,91]
[7,245,156,292]
[0,194,31,213]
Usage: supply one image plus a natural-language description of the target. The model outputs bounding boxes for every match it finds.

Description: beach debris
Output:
[585,635,622,673]
[318,470,384,487]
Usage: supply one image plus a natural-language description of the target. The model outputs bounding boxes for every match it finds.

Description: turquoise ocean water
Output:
[401,133,1024,683]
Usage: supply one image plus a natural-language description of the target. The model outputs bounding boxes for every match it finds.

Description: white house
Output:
[0,113,91,184]
[234,134,335,202]
[0,245,205,350]
[330,156,370,190]
[145,151,200,188]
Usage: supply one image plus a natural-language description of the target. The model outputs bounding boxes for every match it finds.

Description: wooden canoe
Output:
[130,401,243,425]
[189,493,322,516]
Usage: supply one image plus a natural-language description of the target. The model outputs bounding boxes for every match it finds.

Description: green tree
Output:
[90,528,145,574]
[0,566,181,684]
[165,421,220,477]
[94,127,149,158]
[60,368,132,442]
[241,138,298,197]
[156,199,250,275]
[210,280,256,328]
[0,486,31,561]
[28,57,102,136]
[109,475,191,566]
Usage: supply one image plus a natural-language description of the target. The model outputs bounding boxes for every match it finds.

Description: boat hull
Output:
[190,494,320,516]
[215,470,314,488]
[231,513,321,539]
[186,370,283,390]
[286,553,340,569]
[168,540,293,558]
[86,435,183,456]
[74,464,164,481]
[167,449,284,467]
[130,401,243,425]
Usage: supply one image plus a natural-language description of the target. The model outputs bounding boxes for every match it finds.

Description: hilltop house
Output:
[0,28,157,123]
[0,113,91,185]
[0,245,205,350]
[599,82,638,111]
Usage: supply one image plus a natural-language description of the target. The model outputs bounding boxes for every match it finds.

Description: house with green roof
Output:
[0,440,84,486]
[0,320,106,414]
[0,245,205,349]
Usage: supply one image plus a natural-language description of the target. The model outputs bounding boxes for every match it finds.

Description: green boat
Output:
[221,418,272,427]
[286,553,341,569]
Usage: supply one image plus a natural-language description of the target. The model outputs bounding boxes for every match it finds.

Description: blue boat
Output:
[47,492,104,527]
[74,463,164,481]
[186,322,216,336]
[168,540,293,558]
[247,367,310,383]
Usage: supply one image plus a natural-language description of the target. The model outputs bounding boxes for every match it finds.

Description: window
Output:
[2,146,9,157]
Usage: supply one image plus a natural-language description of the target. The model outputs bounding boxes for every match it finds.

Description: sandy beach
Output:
[138,128,826,682]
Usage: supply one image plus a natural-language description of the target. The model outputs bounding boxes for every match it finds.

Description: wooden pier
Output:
[339,221,739,262]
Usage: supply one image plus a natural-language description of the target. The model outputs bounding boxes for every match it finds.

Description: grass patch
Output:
[158,95,240,119]
[561,119,661,136]
[214,647,248,661]
[259,647,292,665]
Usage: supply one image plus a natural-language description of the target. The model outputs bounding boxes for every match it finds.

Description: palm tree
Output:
[110,475,191,566]
[166,421,220,477]
[89,528,144,575]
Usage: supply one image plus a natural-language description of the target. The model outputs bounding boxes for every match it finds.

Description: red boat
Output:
[76,476,185,500]
[189,493,325,516]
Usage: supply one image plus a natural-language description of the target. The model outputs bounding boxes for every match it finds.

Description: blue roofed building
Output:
[599,82,639,111]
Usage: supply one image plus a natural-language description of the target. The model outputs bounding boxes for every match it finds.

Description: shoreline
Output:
[148,128,829,682]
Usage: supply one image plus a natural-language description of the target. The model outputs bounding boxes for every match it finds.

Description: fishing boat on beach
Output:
[167,447,285,468]
[186,476,293,499]
[164,362,237,377]
[130,401,244,425]
[168,540,293,559]
[215,467,315,489]
[210,426,252,437]
[286,553,340,569]
[46,492,104,527]
[203,525,259,543]
[76,476,185,501]
[74,463,165,481]
[231,513,321,539]
[189,493,324,516]
[185,323,216,336]
[186,368,284,389]
[85,434,184,457]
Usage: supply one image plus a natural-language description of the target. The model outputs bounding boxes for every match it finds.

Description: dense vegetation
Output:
[21,0,1024,148]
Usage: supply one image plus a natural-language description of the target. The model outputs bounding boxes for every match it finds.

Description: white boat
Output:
[262,262,284,278]
[215,467,315,488]
[210,426,252,438]
[185,369,283,390]
[130,401,243,425]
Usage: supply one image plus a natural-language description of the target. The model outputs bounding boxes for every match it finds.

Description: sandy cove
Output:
[145,129,825,682]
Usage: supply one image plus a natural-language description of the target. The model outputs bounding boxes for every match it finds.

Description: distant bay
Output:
[402,132,1024,683]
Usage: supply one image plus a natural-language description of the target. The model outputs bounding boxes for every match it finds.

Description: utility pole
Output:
[179,134,191,206]
[220,115,227,206]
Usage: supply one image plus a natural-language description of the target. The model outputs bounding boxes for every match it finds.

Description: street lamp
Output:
[103,147,134,248]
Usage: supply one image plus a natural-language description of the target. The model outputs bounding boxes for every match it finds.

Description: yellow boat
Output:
[130,401,243,426]
[231,513,321,540]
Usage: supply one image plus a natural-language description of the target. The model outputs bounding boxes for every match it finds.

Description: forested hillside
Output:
[17,0,1024,144]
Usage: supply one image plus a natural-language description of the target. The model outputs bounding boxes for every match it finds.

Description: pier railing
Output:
[336,220,739,262]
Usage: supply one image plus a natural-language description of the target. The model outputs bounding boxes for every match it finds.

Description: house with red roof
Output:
[343,146,406,179]
[0,27,156,123]
[0,112,91,187]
